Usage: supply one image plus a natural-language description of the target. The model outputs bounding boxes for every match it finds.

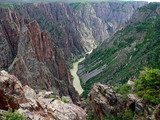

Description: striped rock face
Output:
[0,7,79,103]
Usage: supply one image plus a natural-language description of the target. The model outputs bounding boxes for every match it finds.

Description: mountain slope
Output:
[79,3,160,97]
[12,2,147,59]
[0,7,79,103]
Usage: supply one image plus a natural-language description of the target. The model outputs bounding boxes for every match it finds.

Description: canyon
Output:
[0,1,147,102]
[79,2,160,98]
[12,2,147,59]
[0,70,87,120]
[1,1,160,120]
[0,7,80,104]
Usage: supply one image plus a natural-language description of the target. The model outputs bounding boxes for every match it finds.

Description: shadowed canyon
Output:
[0,1,160,120]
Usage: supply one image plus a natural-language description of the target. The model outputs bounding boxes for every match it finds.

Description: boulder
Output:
[23,85,37,102]
[43,99,86,120]
[88,83,126,120]
[37,90,56,99]
[18,108,42,120]
[135,100,144,115]
[19,99,87,120]
[0,70,26,110]
[0,70,87,120]
[127,94,136,111]
[89,83,159,120]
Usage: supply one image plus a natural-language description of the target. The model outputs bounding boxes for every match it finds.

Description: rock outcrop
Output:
[19,99,87,120]
[0,7,22,70]
[15,3,87,59]
[78,3,160,94]
[0,2,147,102]
[0,70,26,110]
[88,83,125,120]
[14,2,147,59]
[0,70,87,120]
[0,7,80,103]
[88,83,159,120]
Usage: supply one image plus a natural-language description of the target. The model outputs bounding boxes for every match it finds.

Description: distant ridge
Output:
[0,0,144,4]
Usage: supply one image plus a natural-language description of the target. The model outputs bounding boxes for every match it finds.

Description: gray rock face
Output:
[0,7,80,103]
[0,71,87,120]
[88,83,126,120]
[19,99,87,120]
[135,100,144,116]
[13,2,147,59]
[22,85,37,102]
[0,8,22,70]
[89,83,159,120]
[90,2,147,38]
[127,94,136,111]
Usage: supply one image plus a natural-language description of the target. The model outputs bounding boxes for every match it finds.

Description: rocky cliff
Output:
[0,7,80,103]
[15,3,85,59]
[0,1,147,103]
[0,70,87,120]
[88,83,160,120]
[0,7,21,70]
[13,1,147,59]
[71,2,147,41]
[79,3,160,97]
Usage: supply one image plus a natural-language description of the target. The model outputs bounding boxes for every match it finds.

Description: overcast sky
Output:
[135,0,160,2]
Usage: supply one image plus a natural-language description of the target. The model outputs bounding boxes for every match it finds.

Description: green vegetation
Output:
[49,94,69,103]
[115,67,160,105]
[81,82,90,98]
[66,60,73,69]
[88,112,95,120]
[122,109,134,120]
[138,2,160,12]
[115,84,133,100]
[70,2,88,10]
[61,99,69,103]
[80,3,160,98]
[137,91,144,97]
[134,68,160,104]
[101,68,160,120]
[49,94,56,98]
[13,4,22,16]
[90,67,160,120]
[1,108,27,120]
[116,84,131,95]
[0,4,10,8]
[85,32,88,37]
[103,113,122,120]
[71,74,74,80]
[102,110,134,120]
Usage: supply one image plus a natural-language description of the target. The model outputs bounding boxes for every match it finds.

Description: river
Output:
[70,49,93,95]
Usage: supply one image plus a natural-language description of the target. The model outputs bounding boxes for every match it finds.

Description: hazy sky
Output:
[135,0,160,2]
